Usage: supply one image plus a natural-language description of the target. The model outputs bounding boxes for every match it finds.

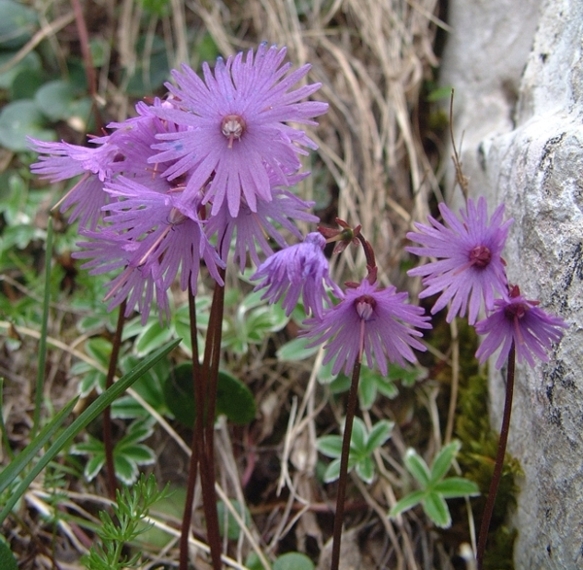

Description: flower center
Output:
[355,295,376,321]
[504,301,529,320]
[221,114,246,148]
[469,245,491,268]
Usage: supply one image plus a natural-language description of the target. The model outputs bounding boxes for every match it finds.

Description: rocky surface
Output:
[440,1,583,568]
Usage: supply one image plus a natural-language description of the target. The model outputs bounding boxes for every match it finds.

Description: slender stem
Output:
[33,217,54,439]
[70,0,103,132]
[103,300,127,500]
[199,269,226,570]
[330,357,362,570]
[476,343,516,569]
[179,291,202,570]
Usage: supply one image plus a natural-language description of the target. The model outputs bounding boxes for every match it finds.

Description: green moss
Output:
[456,370,522,569]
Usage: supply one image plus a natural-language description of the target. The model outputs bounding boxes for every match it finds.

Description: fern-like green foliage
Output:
[82,474,170,570]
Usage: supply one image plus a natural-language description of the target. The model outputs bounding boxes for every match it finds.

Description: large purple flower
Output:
[407,197,512,324]
[149,43,328,217]
[475,285,567,369]
[251,232,341,318]
[304,279,431,375]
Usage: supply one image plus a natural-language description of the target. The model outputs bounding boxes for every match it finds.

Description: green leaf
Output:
[0,338,180,525]
[322,458,342,483]
[163,364,256,427]
[114,454,139,485]
[365,420,393,453]
[0,535,18,570]
[84,454,105,482]
[316,435,343,458]
[355,455,375,484]
[134,319,173,357]
[0,99,53,151]
[349,417,367,453]
[422,492,451,528]
[276,336,319,361]
[273,552,314,570]
[433,477,480,498]
[430,440,461,483]
[215,371,256,425]
[0,50,40,89]
[358,370,378,410]
[0,398,77,494]
[388,489,426,518]
[404,448,431,486]
[217,499,251,540]
[0,0,38,49]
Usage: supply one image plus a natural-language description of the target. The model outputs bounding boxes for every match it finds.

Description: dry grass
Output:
[0,1,467,569]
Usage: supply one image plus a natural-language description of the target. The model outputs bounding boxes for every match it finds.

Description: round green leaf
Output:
[273,552,314,570]
[215,370,256,425]
[0,99,54,151]
[0,0,37,49]
[163,365,256,427]
[0,50,40,89]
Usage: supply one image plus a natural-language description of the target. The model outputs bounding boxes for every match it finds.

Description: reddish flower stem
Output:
[103,299,126,500]
[476,342,516,569]
[179,291,202,570]
[330,356,362,570]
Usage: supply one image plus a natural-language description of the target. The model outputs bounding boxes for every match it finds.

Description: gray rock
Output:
[441,0,583,568]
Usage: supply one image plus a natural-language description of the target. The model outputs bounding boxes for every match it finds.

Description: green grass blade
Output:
[33,216,54,437]
[0,338,180,525]
[0,396,78,494]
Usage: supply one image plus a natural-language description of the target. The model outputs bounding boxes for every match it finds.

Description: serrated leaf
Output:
[422,492,451,528]
[433,477,480,498]
[430,440,461,483]
[316,435,343,458]
[388,490,426,518]
[404,448,431,486]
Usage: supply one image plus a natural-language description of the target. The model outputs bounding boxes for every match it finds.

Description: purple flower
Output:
[407,197,512,324]
[475,285,567,369]
[251,232,341,318]
[28,137,121,229]
[304,279,431,375]
[206,182,318,271]
[148,43,328,217]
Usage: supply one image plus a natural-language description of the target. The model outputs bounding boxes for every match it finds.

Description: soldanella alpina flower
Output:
[251,232,341,318]
[304,279,431,376]
[475,285,567,369]
[149,43,328,217]
[407,197,512,324]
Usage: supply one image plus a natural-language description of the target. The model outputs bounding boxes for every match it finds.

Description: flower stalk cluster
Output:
[30,42,569,570]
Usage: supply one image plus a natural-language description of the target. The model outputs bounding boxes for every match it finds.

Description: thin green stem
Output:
[330,356,362,570]
[103,300,127,500]
[32,216,54,438]
[476,343,516,569]
[179,291,202,570]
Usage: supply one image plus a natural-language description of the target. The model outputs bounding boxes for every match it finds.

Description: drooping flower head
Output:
[475,285,567,369]
[149,43,328,217]
[304,279,431,376]
[407,197,512,324]
[251,232,341,318]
